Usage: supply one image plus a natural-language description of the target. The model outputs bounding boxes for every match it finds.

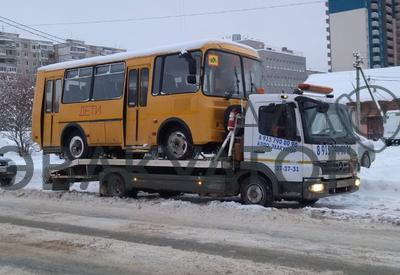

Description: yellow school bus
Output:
[32,40,263,160]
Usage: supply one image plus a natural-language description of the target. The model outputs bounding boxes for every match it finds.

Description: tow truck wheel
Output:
[105,173,126,198]
[240,175,273,206]
[361,152,371,168]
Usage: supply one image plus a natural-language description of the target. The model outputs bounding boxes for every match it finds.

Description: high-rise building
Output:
[233,35,307,93]
[327,0,400,72]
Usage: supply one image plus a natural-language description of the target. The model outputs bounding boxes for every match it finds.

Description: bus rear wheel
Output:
[64,130,91,160]
[162,126,194,160]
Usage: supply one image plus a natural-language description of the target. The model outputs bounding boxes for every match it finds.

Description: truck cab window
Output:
[258,103,297,141]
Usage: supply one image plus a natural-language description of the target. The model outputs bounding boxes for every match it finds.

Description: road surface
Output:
[0,190,399,274]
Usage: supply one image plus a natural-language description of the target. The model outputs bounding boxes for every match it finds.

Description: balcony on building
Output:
[372,29,380,36]
[70,46,87,53]
[371,20,380,28]
[0,38,16,49]
[372,47,381,54]
[372,38,380,45]
[371,3,379,11]
[373,56,381,62]
[0,56,17,67]
[371,12,379,19]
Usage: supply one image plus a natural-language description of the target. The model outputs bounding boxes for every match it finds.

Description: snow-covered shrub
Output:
[0,73,34,156]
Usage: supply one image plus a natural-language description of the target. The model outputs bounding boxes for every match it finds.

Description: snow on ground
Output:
[1,134,399,225]
[305,145,400,225]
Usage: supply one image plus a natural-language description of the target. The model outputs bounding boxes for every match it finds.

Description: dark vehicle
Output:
[0,154,17,187]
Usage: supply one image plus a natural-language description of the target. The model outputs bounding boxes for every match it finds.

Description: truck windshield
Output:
[203,50,262,99]
[297,97,356,144]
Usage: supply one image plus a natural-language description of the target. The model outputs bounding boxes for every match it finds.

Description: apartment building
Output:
[233,35,307,93]
[0,32,125,79]
[0,32,56,76]
[54,39,125,62]
[327,0,400,71]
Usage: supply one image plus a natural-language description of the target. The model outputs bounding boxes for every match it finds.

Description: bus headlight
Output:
[355,178,361,187]
[308,183,325,193]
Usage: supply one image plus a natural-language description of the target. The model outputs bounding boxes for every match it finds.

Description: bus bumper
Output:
[302,177,360,200]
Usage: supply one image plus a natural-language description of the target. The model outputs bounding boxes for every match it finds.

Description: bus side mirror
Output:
[179,51,197,75]
[187,75,197,84]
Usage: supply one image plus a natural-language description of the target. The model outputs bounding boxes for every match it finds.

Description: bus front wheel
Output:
[162,126,194,160]
[64,130,91,160]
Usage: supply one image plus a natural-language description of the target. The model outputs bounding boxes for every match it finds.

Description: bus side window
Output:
[93,62,125,101]
[128,69,138,107]
[63,67,92,103]
[139,68,149,107]
[45,80,53,113]
[152,57,162,95]
[152,51,201,95]
[53,79,62,113]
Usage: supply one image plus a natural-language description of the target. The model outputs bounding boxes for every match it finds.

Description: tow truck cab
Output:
[243,84,360,202]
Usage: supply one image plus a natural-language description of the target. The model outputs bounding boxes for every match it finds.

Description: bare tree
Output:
[0,73,34,156]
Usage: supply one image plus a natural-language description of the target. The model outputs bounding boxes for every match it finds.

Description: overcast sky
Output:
[1,0,329,71]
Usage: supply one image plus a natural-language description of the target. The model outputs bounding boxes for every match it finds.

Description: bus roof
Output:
[38,39,258,72]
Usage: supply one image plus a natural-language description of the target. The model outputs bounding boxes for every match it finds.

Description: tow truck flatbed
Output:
[45,158,238,196]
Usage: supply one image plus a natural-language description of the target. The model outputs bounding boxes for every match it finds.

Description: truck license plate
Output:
[336,179,352,188]
[0,167,7,173]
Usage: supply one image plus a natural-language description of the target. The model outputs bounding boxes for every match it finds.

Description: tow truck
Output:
[45,84,360,206]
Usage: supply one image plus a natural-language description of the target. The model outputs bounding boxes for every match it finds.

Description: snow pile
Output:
[309,146,400,225]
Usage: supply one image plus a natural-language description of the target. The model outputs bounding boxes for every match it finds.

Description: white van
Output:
[384,110,400,146]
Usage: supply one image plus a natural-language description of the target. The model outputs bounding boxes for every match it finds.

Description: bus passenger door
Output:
[125,66,150,146]
[43,79,62,147]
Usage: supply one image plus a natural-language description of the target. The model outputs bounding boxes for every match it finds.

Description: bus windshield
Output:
[203,50,262,99]
[243,57,263,96]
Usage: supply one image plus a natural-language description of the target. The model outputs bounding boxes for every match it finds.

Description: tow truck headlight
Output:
[355,178,361,187]
[308,183,325,193]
